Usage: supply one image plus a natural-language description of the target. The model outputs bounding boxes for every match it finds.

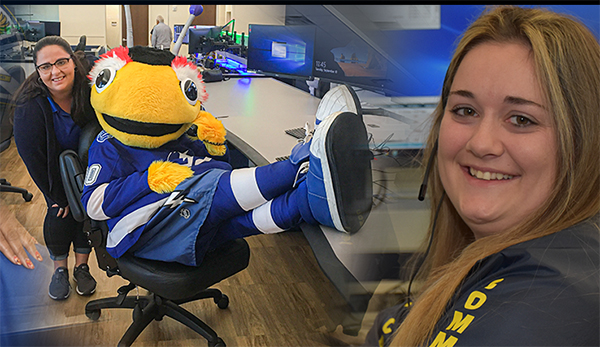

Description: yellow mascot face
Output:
[88,46,207,149]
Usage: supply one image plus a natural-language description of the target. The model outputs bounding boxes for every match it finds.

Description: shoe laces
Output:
[75,264,94,281]
[299,122,313,144]
[54,268,70,285]
[293,161,310,188]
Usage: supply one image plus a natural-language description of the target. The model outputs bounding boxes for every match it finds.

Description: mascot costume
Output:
[81,46,372,266]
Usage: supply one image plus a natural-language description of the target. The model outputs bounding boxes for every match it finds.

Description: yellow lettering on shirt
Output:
[379,335,384,347]
[445,310,474,334]
[429,332,458,347]
[464,291,487,310]
[382,318,396,334]
[484,278,504,290]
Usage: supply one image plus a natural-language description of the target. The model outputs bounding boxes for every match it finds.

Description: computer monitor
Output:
[312,25,392,94]
[188,25,223,55]
[24,21,45,42]
[292,4,600,98]
[173,24,189,44]
[41,21,60,37]
[247,24,316,79]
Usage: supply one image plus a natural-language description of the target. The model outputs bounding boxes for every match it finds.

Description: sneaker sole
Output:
[311,111,372,233]
[74,275,97,296]
[49,287,71,300]
[316,85,362,124]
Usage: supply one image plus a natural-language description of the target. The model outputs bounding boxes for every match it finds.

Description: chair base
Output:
[0,178,33,202]
[85,285,228,347]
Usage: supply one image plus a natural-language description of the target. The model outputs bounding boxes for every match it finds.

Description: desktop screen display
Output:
[312,26,391,94]
[247,24,316,78]
[287,4,599,98]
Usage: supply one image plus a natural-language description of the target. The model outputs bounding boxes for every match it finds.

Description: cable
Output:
[406,191,445,301]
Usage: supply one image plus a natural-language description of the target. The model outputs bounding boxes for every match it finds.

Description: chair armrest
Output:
[59,149,88,223]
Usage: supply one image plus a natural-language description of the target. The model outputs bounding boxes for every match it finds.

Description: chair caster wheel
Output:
[209,337,226,347]
[215,294,229,309]
[85,309,101,320]
[23,192,33,202]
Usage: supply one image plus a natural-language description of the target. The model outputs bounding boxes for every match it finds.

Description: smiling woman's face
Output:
[437,42,558,239]
[35,45,75,97]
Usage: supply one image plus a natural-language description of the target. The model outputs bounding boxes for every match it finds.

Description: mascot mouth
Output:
[102,113,183,137]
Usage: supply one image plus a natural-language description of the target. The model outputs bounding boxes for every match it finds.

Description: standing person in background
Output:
[151,15,172,50]
[363,5,599,347]
[11,36,98,301]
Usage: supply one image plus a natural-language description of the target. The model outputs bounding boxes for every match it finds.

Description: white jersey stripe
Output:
[86,184,110,220]
[230,167,267,211]
[252,200,284,234]
[106,197,169,249]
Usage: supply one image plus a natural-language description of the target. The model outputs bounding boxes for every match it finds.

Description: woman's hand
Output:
[52,204,70,218]
[0,202,43,269]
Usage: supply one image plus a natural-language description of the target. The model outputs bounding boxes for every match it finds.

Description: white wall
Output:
[217,5,285,35]
[105,5,121,49]
[149,5,193,55]
[59,5,106,46]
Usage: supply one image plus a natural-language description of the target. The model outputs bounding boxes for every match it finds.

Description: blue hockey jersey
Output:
[81,130,232,259]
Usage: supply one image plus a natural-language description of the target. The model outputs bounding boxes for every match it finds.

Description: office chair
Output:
[0,65,33,202]
[59,123,250,347]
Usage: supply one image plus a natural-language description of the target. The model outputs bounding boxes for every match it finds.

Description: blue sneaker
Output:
[307,111,372,233]
[315,84,362,126]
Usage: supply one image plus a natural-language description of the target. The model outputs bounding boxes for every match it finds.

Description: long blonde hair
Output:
[392,6,600,346]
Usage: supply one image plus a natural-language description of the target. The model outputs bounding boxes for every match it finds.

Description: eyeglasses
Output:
[36,57,71,73]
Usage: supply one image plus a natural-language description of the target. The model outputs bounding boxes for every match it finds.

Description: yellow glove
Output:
[147,160,193,194]
[193,110,227,156]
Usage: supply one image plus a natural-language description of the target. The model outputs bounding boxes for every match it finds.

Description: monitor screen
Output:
[312,26,392,94]
[173,24,189,44]
[188,26,223,55]
[247,24,316,79]
[41,21,60,37]
[288,4,600,98]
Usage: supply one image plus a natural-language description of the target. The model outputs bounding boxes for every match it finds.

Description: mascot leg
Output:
[204,180,315,251]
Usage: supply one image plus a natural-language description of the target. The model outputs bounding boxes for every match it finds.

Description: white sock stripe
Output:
[86,183,110,220]
[252,201,284,234]
[230,167,267,211]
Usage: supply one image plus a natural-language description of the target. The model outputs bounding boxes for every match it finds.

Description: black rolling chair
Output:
[59,124,250,347]
[0,65,33,202]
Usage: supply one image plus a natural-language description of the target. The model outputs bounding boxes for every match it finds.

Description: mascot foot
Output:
[307,111,373,234]
[315,84,362,126]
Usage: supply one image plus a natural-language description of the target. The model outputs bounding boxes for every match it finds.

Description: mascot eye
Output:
[180,79,198,106]
[94,68,116,93]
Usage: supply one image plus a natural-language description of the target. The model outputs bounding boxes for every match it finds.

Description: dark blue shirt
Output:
[48,96,81,152]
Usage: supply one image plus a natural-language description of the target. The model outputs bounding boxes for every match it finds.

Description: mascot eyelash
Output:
[89,47,207,104]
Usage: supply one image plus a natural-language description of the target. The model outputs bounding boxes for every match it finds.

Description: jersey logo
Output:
[84,164,102,186]
[96,130,113,143]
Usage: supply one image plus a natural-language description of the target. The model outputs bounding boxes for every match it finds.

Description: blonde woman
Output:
[364,6,599,347]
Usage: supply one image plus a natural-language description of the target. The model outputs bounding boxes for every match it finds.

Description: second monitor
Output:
[247,24,316,79]
[188,25,223,55]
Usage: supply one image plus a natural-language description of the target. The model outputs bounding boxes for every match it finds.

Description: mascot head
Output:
[88,46,207,149]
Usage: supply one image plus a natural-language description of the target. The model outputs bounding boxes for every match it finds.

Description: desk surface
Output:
[203,77,431,331]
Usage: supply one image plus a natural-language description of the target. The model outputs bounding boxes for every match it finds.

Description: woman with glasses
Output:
[11,36,98,300]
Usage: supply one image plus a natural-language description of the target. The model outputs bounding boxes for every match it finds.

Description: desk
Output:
[203,77,431,333]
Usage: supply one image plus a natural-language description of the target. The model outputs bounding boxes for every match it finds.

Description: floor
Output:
[1,139,404,346]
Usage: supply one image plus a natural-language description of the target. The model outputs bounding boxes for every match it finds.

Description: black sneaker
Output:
[73,264,97,296]
[49,267,71,300]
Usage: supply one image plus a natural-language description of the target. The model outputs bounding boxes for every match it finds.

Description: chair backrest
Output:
[0,65,26,152]
[59,122,119,274]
